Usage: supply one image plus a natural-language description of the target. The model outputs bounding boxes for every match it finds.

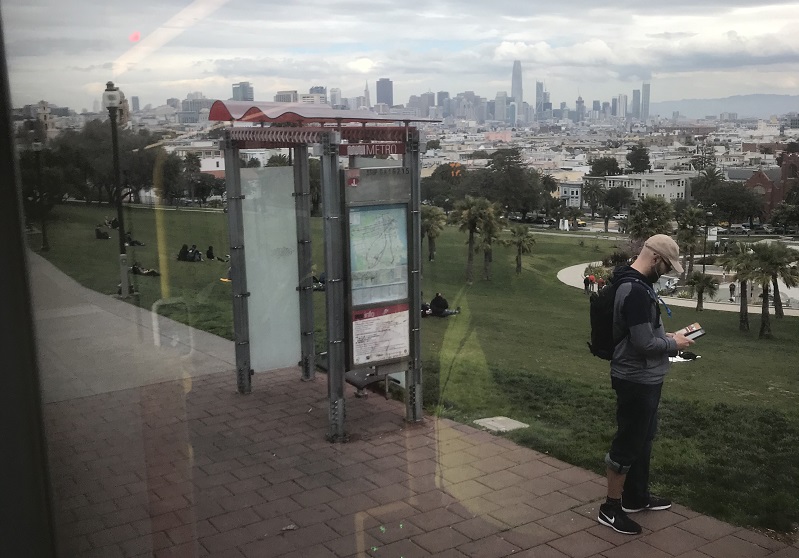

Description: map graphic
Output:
[349,205,408,306]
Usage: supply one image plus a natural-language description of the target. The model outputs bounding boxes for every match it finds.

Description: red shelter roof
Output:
[208,100,437,125]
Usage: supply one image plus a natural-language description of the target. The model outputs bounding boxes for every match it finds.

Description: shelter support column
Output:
[406,129,423,422]
[321,132,347,441]
[293,145,315,381]
[222,135,253,394]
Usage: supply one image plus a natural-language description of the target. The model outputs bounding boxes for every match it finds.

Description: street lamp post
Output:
[32,141,49,251]
[103,81,129,297]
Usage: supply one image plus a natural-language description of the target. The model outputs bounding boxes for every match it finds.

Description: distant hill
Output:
[650,94,799,120]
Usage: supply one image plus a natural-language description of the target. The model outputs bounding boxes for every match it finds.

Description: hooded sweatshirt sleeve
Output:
[621,284,677,357]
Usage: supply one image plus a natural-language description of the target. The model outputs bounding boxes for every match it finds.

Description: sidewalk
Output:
[558,262,799,317]
[31,253,798,557]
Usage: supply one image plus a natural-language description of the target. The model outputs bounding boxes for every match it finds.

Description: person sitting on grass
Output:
[430,292,460,317]
[189,244,203,261]
[177,244,190,261]
[95,227,110,240]
[206,245,229,262]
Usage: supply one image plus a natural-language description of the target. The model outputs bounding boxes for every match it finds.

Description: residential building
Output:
[274,90,298,102]
[603,171,691,202]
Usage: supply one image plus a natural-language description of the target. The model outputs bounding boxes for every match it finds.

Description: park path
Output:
[29,252,798,557]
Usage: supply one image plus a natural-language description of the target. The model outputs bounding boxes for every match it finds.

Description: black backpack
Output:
[587,276,647,360]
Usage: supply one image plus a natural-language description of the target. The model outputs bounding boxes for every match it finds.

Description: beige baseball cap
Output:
[644,234,683,273]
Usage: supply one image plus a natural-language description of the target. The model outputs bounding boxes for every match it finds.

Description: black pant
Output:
[608,377,663,504]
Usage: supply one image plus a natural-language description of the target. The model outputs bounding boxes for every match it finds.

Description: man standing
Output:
[598,234,694,535]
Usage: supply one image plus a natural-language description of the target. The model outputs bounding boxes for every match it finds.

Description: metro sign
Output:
[339,143,406,157]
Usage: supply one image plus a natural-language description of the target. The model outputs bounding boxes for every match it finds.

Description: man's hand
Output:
[670,332,694,350]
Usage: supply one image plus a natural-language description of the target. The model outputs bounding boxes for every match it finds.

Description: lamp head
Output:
[103,81,121,109]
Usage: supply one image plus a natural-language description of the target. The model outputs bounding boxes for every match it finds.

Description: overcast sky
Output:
[4,0,799,112]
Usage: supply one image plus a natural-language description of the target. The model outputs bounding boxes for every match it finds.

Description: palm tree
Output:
[421,205,447,262]
[750,242,799,320]
[675,205,704,283]
[454,195,493,284]
[503,225,536,274]
[599,206,616,233]
[685,271,719,311]
[719,241,754,331]
[478,204,503,280]
[626,197,674,241]
[581,179,605,219]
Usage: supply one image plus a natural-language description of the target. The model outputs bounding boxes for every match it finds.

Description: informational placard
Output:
[351,304,410,365]
[349,204,408,306]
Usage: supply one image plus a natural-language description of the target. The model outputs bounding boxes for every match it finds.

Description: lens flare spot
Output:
[129,31,141,42]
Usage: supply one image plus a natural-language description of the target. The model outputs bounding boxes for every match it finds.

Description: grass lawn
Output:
[33,203,799,534]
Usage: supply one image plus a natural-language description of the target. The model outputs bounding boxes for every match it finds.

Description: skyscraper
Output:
[511,61,523,121]
[641,82,651,122]
[495,91,508,122]
[616,94,628,119]
[436,91,449,107]
[535,81,544,116]
[632,89,641,119]
[131,96,140,112]
[376,78,393,106]
[364,82,371,109]
[232,82,254,101]
[330,88,342,107]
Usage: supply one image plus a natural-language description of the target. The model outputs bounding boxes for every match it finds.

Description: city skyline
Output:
[5,1,799,111]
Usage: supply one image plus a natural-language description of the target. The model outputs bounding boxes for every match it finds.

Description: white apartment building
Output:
[603,171,692,202]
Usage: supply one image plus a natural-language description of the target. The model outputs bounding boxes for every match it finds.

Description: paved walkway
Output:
[558,262,799,317]
[30,253,798,557]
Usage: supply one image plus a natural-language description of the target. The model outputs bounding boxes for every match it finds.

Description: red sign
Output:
[345,169,360,187]
[339,143,406,157]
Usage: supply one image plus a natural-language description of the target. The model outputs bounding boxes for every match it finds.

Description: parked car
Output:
[612,213,627,220]
[728,224,748,235]
[576,219,587,227]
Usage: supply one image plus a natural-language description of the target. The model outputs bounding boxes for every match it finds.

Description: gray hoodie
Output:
[610,266,678,384]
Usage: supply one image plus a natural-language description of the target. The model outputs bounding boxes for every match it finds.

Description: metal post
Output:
[109,106,129,297]
[321,132,347,441]
[293,146,315,381]
[702,223,708,274]
[406,128,424,422]
[222,134,253,394]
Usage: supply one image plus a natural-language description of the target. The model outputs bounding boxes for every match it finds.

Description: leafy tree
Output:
[193,173,225,205]
[425,139,441,150]
[265,154,288,167]
[581,179,605,218]
[776,142,799,166]
[693,182,763,225]
[685,271,719,311]
[454,195,494,284]
[154,151,185,206]
[487,148,541,216]
[19,146,70,251]
[502,225,536,275]
[719,241,754,331]
[470,150,490,159]
[770,203,799,233]
[604,186,634,212]
[431,162,466,184]
[626,197,674,241]
[691,144,716,172]
[626,144,651,173]
[184,153,201,201]
[588,156,622,177]
[421,205,447,262]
